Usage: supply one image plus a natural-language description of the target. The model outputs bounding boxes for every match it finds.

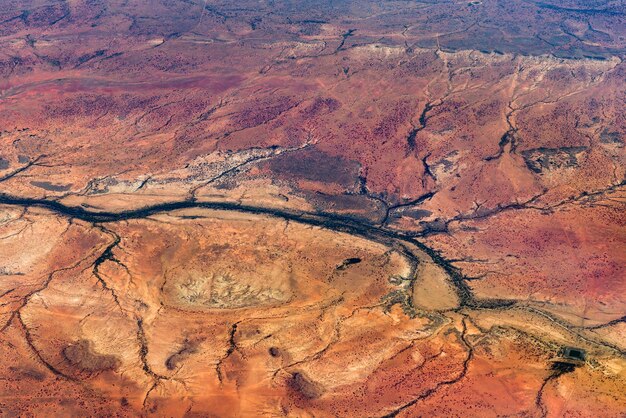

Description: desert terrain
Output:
[0,0,625,416]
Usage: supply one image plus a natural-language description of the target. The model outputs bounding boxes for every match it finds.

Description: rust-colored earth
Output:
[0,0,625,416]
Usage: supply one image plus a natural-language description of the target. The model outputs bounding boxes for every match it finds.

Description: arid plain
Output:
[0,0,625,416]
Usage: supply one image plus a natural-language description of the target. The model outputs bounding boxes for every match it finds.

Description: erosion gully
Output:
[2,192,623,417]
[0,191,491,416]
[0,192,499,308]
[4,191,625,351]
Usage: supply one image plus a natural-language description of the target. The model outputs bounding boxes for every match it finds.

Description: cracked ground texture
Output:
[0,0,625,416]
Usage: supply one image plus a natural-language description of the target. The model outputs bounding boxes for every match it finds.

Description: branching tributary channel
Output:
[3,191,626,418]
[1,193,489,305]
[2,191,624,358]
